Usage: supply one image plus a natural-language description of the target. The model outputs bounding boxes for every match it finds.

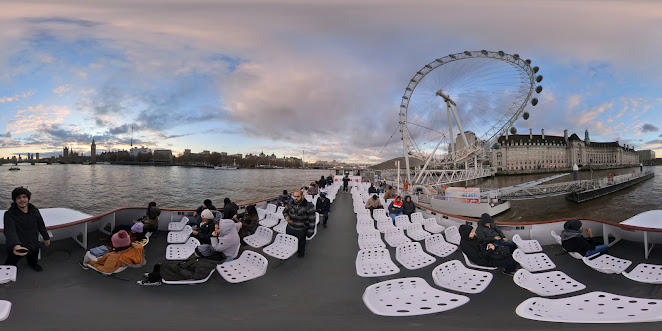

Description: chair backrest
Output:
[359,229,382,241]
[550,230,562,245]
[384,227,405,239]
[257,208,267,220]
[372,208,387,220]
[410,212,424,224]
[444,226,461,245]
[512,233,524,245]
[265,204,277,214]
[255,226,274,239]
[395,215,411,228]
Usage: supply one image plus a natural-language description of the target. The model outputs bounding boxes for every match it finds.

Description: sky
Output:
[1,0,661,163]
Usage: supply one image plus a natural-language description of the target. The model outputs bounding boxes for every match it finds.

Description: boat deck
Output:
[2,192,662,330]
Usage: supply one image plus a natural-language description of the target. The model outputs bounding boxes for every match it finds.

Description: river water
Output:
[1,164,659,223]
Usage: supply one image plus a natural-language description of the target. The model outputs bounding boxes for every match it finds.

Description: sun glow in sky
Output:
[1,0,661,162]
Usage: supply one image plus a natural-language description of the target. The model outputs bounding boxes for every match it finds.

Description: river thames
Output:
[1,163,660,223]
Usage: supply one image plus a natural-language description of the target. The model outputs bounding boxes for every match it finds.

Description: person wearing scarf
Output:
[388,195,404,224]
[561,219,608,256]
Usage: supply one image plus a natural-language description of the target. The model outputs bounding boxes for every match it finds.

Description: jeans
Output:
[319,211,329,225]
[585,244,609,257]
[493,239,517,253]
[389,213,402,225]
[286,226,308,256]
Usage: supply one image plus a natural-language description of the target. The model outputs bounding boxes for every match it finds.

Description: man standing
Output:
[284,190,316,257]
[342,174,351,192]
[3,187,50,271]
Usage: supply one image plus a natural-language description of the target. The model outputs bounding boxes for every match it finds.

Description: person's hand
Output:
[487,244,495,250]
[44,240,51,247]
[13,245,28,256]
[494,236,501,240]
[193,211,198,217]
[286,217,293,224]
[233,215,238,221]
[212,230,219,236]
[192,230,198,235]
[238,222,243,227]
[585,228,593,237]
[502,238,508,242]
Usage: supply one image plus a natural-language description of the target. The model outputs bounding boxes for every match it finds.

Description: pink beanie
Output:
[111,230,131,248]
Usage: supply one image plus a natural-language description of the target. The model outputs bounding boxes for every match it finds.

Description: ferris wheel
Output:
[399,50,542,184]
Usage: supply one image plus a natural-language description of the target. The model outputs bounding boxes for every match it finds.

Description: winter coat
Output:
[388,200,403,215]
[459,225,511,267]
[237,212,259,238]
[86,243,143,274]
[318,177,327,187]
[365,198,383,209]
[222,202,239,220]
[368,186,378,194]
[402,196,416,215]
[3,203,49,251]
[193,220,215,245]
[159,253,225,281]
[475,213,505,244]
[212,219,241,258]
[283,199,316,237]
[316,197,331,213]
[384,189,395,200]
[308,186,318,195]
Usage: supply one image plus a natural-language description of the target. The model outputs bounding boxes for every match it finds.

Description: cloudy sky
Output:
[1,0,661,163]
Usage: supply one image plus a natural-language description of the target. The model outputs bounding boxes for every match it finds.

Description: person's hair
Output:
[246,205,258,217]
[148,201,157,207]
[282,190,288,195]
[224,198,231,204]
[204,199,212,207]
[12,187,31,202]
[388,186,393,189]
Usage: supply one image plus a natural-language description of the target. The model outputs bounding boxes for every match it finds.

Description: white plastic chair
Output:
[272,219,287,234]
[362,277,469,316]
[256,207,267,221]
[265,204,277,215]
[355,248,400,277]
[410,212,425,224]
[444,226,462,245]
[394,215,411,228]
[512,234,543,253]
[405,223,431,241]
[263,234,298,260]
[582,253,632,274]
[424,234,457,258]
[168,216,189,231]
[0,266,18,284]
[0,300,11,322]
[512,249,556,272]
[516,291,662,323]
[376,219,397,233]
[259,214,280,228]
[513,269,585,296]
[162,268,217,285]
[356,209,371,219]
[422,218,445,234]
[167,225,193,244]
[461,252,497,271]
[432,260,493,294]
[243,226,274,248]
[166,237,201,260]
[275,206,285,219]
[358,229,386,250]
[217,250,269,283]
[395,242,436,270]
[623,263,662,284]
[356,217,377,234]
[372,209,390,222]
[383,227,412,248]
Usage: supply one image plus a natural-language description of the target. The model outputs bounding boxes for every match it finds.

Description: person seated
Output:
[318,175,327,189]
[188,199,216,227]
[129,222,146,242]
[137,244,225,286]
[459,224,519,275]
[301,186,308,196]
[235,205,259,242]
[326,175,333,187]
[192,209,215,245]
[105,202,159,240]
[402,195,416,220]
[308,182,318,196]
[365,195,383,218]
[277,190,291,207]
[387,195,403,224]
[212,219,241,260]
[139,205,160,233]
[368,183,378,194]
[316,192,331,228]
[561,219,609,256]
[81,230,143,273]
[222,198,239,219]
[475,213,516,253]
[384,186,395,200]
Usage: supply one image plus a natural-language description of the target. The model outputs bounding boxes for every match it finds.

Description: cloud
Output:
[53,84,73,95]
[8,104,70,134]
[0,132,10,138]
[0,91,34,103]
[642,123,659,133]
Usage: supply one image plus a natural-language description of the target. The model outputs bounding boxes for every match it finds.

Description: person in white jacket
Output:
[212,219,241,261]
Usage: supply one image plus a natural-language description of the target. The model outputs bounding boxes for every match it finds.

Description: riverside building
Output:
[491,129,639,174]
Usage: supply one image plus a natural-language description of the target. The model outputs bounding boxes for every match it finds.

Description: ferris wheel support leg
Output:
[449,103,470,149]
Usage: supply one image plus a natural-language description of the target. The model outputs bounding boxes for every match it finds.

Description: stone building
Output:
[491,129,639,173]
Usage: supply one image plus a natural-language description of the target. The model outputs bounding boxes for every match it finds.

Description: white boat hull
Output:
[430,198,510,218]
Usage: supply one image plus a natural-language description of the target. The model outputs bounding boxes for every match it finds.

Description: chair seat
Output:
[167,225,192,244]
[0,300,11,322]
[362,277,469,316]
[583,254,632,274]
[263,234,298,260]
[623,263,662,284]
[166,237,200,260]
[423,219,445,234]
[167,216,189,231]
[376,219,397,233]
[444,226,461,245]
[356,249,400,277]
[259,214,280,228]
[425,234,457,258]
[272,220,287,234]
[405,223,431,241]
[432,260,493,294]
[384,227,412,248]
[358,230,386,250]
[513,249,556,272]
[395,242,435,270]
[516,291,662,323]
[243,226,274,248]
[217,251,269,283]
[0,265,18,284]
[512,234,543,253]
[514,269,585,296]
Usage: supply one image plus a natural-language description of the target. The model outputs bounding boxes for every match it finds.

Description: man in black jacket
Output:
[315,192,331,228]
[222,198,239,219]
[3,187,50,271]
[284,190,316,257]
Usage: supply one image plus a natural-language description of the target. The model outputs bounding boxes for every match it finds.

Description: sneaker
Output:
[80,262,90,270]
[501,269,516,276]
[29,263,43,272]
[136,280,161,286]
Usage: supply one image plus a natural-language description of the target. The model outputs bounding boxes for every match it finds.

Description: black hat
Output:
[204,199,212,207]
[564,219,582,231]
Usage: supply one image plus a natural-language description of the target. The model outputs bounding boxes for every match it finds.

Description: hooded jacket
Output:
[475,213,505,244]
[561,220,596,256]
[212,219,241,258]
[3,202,50,250]
[402,196,416,215]
[388,196,403,215]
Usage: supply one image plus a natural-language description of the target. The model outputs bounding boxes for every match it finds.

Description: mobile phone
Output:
[16,248,29,253]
